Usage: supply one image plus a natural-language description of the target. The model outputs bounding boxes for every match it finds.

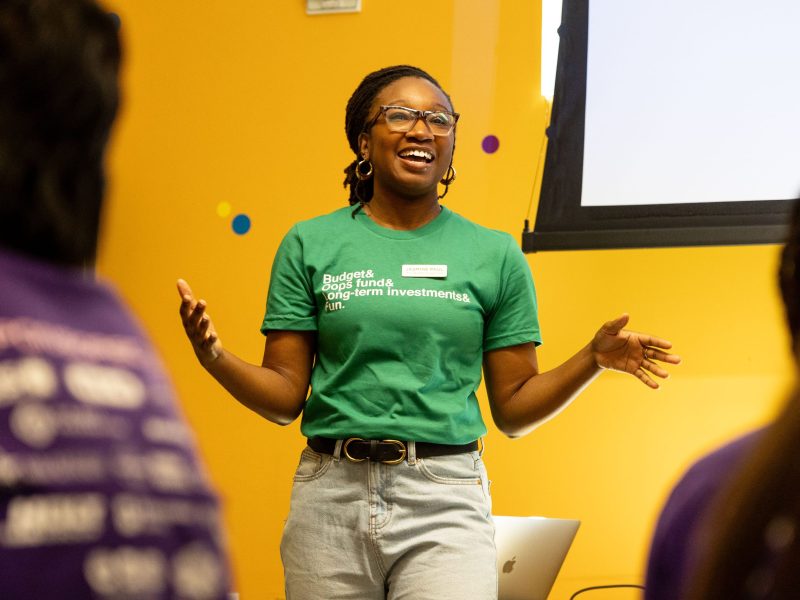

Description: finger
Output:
[638,335,673,350]
[178,285,196,321]
[636,367,659,389]
[602,313,630,335]
[644,348,682,365]
[187,300,208,333]
[642,359,670,379]
[179,298,196,324]
[197,313,211,337]
[643,347,659,360]
[176,278,194,299]
[201,330,218,350]
[197,312,218,341]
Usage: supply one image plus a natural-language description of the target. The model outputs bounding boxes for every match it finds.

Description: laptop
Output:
[494,515,581,600]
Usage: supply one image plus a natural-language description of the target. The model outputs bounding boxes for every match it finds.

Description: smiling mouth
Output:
[398,149,434,164]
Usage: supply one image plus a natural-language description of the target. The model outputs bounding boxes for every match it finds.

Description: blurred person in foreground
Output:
[645,200,800,600]
[0,1,232,598]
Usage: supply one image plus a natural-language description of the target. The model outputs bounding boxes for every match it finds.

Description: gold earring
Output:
[356,158,373,181]
[440,165,456,186]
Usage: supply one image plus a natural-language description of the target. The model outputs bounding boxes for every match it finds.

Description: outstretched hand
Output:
[177,279,223,366]
[592,314,681,389]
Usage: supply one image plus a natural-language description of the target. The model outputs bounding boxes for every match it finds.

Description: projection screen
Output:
[524,0,800,252]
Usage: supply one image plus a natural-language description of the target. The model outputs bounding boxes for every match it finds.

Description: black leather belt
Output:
[307,437,479,465]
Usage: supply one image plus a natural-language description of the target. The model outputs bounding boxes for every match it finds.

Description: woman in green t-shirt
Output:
[178,65,680,599]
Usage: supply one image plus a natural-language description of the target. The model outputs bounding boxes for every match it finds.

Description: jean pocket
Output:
[293,447,331,482]
[417,452,483,486]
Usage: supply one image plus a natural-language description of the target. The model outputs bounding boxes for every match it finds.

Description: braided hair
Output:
[342,65,455,208]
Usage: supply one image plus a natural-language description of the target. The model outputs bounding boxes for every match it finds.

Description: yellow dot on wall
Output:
[216,202,231,218]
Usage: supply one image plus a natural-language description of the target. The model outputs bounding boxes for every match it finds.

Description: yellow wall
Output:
[97,1,793,597]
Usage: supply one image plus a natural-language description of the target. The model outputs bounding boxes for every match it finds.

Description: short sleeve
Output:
[483,237,541,351]
[260,225,318,334]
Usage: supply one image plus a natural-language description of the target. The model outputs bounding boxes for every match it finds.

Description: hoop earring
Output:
[356,158,373,181]
[440,165,456,186]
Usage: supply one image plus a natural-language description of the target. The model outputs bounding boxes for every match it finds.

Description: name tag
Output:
[402,264,448,278]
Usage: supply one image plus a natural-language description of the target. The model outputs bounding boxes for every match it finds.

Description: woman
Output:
[178,65,680,599]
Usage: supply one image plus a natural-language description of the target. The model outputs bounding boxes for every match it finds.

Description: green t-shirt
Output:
[261,205,541,444]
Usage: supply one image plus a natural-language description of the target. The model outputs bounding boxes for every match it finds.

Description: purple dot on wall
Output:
[482,135,500,154]
[232,214,251,235]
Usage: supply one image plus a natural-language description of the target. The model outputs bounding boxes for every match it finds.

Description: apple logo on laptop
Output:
[502,556,516,574]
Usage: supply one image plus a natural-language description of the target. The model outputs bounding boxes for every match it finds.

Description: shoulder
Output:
[0,248,125,319]
[662,431,761,528]
[273,206,355,254]
[679,431,762,493]
[293,205,355,236]
[444,209,519,251]
[445,209,515,240]
[645,430,763,598]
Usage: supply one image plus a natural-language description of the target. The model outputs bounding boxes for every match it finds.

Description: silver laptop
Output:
[494,515,580,600]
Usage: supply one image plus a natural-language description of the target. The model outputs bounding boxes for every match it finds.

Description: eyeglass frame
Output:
[363,105,460,136]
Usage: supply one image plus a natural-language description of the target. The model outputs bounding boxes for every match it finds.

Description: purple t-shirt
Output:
[0,249,231,599]
[644,430,761,600]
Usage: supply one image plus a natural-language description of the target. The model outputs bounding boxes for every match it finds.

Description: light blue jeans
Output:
[280,441,497,600]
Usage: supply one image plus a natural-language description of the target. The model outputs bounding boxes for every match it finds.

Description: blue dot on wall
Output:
[482,135,500,154]
[232,214,251,235]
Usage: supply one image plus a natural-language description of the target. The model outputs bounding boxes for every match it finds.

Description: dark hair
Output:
[686,200,800,599]
[342,65,454,206]
[0,0,121,267]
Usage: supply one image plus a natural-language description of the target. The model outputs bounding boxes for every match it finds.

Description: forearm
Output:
[492,343,602,437]
[487,315,679,438]
[204,348,306,426]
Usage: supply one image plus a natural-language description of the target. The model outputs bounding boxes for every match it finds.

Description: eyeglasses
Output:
[365,105,459,136]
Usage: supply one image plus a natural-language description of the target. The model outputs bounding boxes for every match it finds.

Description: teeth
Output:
[400,149,433,161]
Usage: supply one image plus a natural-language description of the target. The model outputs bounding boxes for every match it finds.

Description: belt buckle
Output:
[342,437,407,464]
[343,437,367,463]
[380,439,406,465]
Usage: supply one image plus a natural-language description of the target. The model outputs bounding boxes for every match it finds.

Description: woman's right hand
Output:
[177,278,223,366]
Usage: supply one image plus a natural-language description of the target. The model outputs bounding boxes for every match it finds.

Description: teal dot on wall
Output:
[232,214,251,235]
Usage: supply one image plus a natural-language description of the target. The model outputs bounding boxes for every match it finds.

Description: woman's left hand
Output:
[591,314,681,389]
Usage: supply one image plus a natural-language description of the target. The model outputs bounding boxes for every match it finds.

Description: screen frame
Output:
[523,0,795,253]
